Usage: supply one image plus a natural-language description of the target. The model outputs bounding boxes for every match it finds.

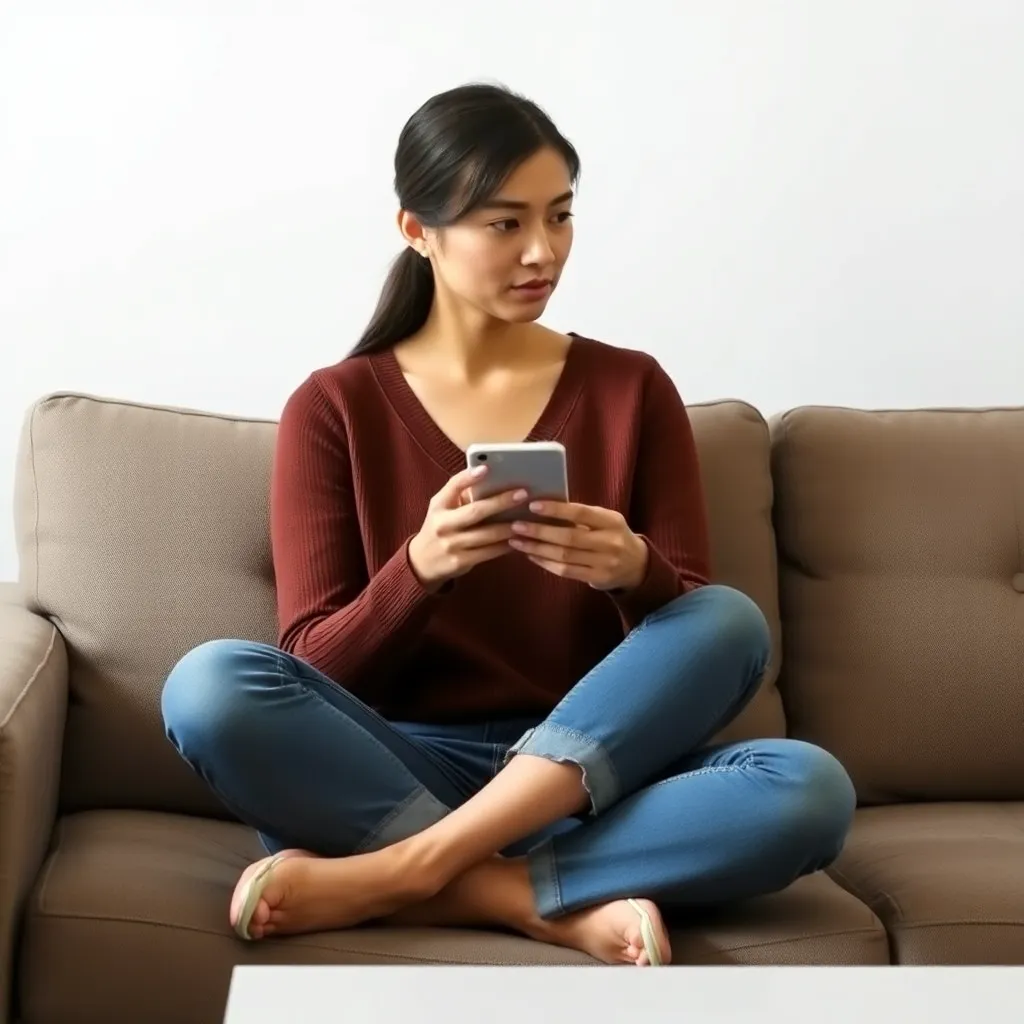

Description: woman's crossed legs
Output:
[161,586,855,965]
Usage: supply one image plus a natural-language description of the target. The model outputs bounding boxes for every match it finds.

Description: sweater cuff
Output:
[361,536,450,638]
[608,536,685,632]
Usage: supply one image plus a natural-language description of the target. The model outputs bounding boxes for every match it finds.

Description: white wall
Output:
[2,1,1023,582]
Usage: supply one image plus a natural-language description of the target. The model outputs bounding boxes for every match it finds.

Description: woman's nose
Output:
[521,227,556,266]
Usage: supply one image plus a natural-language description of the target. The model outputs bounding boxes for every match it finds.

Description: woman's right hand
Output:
[408,465,527,589]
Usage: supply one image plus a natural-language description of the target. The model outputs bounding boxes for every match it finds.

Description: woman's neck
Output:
[401,306,546,383]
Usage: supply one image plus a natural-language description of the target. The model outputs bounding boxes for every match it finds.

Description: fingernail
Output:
[513,489,529,501]
[472,465,487,476]
[512,521,528,532]
[529,501,544,512]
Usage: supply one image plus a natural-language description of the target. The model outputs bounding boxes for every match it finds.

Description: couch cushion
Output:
[771,406,1024,803]
[17,811,887,1024]
[13,392,785,815]
[14,393,280,817]
[828,804,1024,963]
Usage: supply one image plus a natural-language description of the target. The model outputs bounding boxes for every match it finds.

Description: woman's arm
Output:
[270,374,440,699]
[609,357,712,631]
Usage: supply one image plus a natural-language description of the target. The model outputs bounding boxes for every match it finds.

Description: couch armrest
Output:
[0,601,67,1024]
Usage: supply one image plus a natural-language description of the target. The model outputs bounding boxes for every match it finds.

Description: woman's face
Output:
[425,147,575,325]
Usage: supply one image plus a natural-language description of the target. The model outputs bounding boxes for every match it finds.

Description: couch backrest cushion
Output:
[771,406,1024,803]
[14,391,784,815]
[15,394,278,817]
[689,401,786,747]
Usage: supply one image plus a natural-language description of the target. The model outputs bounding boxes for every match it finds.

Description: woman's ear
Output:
[397,209,429,258]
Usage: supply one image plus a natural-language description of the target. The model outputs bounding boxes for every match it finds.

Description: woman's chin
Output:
[496,297,551,323]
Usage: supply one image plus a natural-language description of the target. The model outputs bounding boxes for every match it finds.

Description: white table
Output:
[224,963,1022,1023]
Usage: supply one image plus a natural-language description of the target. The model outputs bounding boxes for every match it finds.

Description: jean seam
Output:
[644,747,761,791]
[549,845,564,917]
[528,839,565,918]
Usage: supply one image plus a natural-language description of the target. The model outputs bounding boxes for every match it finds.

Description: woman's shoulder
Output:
[278,352,387,436]
[313,350,383,393]
[569,333,670,385]
[284,352,384,410]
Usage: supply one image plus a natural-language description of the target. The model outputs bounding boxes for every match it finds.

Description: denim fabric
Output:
[162,585,856,919]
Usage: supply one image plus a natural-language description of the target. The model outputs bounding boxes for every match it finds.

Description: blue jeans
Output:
[161,585,855,918]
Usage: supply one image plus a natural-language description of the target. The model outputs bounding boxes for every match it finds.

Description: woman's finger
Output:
[510,520,597,550]
[511,537,602,567]
[526,555,596,582]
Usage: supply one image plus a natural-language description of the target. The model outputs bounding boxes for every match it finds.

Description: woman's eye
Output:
[490,211,572,232]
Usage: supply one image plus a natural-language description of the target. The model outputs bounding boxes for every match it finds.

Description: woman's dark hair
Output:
[348,83,580,358]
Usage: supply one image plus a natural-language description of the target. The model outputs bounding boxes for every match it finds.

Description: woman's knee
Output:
[161,638,275,760]
[655,584,772,666]
[774,740,857,865]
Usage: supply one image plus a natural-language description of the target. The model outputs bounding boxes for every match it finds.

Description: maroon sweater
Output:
[269,335,711,723]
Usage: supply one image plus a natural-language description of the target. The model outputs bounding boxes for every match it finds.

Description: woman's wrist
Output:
[407,533,460,595]
[617,534,650,591]
[407,534,441,590]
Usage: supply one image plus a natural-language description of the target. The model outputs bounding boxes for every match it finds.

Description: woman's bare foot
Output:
[229,845,439,940]
[230,850,308,937]
[540,897,671,966]
[384,855,672,966]
[230,844,671,963]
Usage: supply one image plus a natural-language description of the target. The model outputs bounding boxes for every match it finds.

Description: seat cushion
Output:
[19,810,888,1023]
[829,804,1024,963]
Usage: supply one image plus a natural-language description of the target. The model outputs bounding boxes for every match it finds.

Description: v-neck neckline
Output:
[370,333,587,476]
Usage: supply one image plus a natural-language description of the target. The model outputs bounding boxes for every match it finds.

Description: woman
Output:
[161,82,855,967]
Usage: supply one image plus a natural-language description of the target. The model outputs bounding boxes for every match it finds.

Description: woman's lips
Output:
[511,279,552,298]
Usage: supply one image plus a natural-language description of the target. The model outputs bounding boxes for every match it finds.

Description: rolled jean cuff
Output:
[355,785,451,854]
[527,838,564,918]
[504,721,620,815]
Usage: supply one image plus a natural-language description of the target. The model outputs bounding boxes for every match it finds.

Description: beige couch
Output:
[2,390,1024,1023]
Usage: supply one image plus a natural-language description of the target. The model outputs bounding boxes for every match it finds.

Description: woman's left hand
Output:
[508,501,649,591]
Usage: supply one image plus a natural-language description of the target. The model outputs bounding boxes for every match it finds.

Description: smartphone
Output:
[465,441,569,525]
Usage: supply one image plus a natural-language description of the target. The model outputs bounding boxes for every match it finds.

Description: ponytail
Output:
[348,248,435,357]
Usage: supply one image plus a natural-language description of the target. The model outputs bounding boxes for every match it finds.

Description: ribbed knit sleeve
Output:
[610,357,712,631]
[269,374,440,698]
